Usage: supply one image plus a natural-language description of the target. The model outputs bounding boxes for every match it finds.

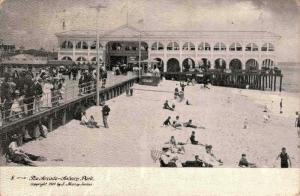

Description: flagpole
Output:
[90,4,106,106]
[138,32,141,79]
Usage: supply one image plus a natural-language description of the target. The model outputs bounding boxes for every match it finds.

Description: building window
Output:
[198,42,210,51]
[76,41,88,49]
[229,42,242,51]
[76,56,87,61]
[167,42,179,51]
[245,43,258,51]
[182,42,195,51]
[61,41,73,49]
[90,41,103,50]
[151,42,164,50]
[214,42,226,51]
[261,43,274,51]
[61,56,72,61]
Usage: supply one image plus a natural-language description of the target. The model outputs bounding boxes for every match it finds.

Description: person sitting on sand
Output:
[238,154,257,168]
[159,147,178,167]
[167,136,185,154]
[163,100,174,111]
[6,134,46,166]
[80,112,89,125]
[172,116,182,129]
[87,115,99,128]
[190,131,202,145]
[162,116,172,127]
[183,120,197,128]
[205,145,223,164]
[263,114,270,123]
[182,155,204,167]
[186,99,191,105]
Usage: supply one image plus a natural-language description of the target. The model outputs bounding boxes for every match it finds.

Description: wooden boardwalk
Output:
[0,72,138,154]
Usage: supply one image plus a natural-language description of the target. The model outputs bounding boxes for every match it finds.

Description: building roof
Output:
[55,24,281,39]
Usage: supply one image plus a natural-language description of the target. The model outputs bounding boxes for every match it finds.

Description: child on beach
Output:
[243,118,248,129]
[172,116,182,129]
[167,136,185,154]
[80,112,89,125]
[163,100,174,111]
[190,131,201,145]
[88,115,100,128]
[263,104,268,112]
[162,116,172,127]
[238,154,256,168]
[174,87,179,99]
[279,98,283,114]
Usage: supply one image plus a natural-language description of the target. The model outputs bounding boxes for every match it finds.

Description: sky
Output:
[0,0,299,62]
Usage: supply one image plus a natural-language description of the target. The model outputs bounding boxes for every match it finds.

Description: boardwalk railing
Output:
[163,69,283,91]
[0,76,137,155]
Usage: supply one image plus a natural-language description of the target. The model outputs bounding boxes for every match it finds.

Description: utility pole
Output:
[90,4,106,106]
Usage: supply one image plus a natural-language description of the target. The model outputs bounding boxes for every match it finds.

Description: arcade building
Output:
[56,25,280,72]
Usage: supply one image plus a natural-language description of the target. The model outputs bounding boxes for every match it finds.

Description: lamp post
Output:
[138,32,141,79]
[90,4,106,106]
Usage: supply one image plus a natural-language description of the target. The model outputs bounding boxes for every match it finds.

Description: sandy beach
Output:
[9,80,299,167]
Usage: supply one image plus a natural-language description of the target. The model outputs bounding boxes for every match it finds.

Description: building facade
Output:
[56,25,280,72]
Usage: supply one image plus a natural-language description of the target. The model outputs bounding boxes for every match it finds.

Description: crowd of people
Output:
[0,65,108,126]
[154,79,294,168]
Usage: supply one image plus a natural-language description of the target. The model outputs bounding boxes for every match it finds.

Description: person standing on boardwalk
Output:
[279,98,283,114]
[275,147,292,168]
[295,112,300,138]
[102,103,110,128]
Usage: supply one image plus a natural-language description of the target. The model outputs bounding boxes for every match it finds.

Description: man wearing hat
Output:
[102,103,110,128]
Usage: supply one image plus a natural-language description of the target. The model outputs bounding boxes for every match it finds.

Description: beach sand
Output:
[9,80,300,167]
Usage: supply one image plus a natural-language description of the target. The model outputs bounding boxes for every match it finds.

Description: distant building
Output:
[56,24,280,72]
[0,53,71,77]
[0,40,16,58]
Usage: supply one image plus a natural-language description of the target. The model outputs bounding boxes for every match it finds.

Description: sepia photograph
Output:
[0,0,299,194]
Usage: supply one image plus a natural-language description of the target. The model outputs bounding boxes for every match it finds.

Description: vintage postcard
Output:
[0,0,299,195]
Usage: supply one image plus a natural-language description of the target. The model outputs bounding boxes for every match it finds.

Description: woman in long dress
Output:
[41,79,53,108]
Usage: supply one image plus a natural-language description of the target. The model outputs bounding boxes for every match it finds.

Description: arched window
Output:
[76,41,88,49]
[229,42,242,51]
[182,42,195,51]
[151,42,164,50]
[167,42,180,51]
[61,41,73,49]
[61,56,72,61]
[245,43,259,51]
[198,42,210,51]
[91,57,102,62]
[76,56,87,61]
[90,41,103,50]
[261,43,274,51]
[214,42,226,51]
